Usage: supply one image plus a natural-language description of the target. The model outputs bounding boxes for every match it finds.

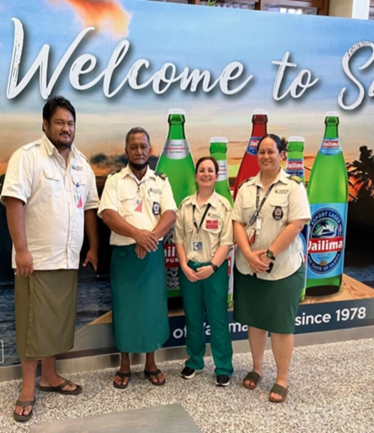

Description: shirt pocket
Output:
[42,169,64,199]
[145,192,162,217]
[241,198,256,226]
[72,174,88,209]
[269,197,289,222]
[118,189,138,217]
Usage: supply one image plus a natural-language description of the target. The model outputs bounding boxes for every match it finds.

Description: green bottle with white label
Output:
[209,137,234,307]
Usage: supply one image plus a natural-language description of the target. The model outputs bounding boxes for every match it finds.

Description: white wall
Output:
[329,0,369,19]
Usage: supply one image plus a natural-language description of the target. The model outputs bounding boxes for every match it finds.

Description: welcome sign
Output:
[0,0,374,369]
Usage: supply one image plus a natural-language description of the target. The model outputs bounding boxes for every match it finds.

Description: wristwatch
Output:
[266,249,276,261]
[209,262,219,272]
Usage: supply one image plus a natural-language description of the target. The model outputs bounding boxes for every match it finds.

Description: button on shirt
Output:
[1,135,99,270]
[98,166,177,246]
[173,192,234,263]
[232,169,311,280]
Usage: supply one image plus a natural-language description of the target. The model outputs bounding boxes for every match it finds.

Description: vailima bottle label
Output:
[246,136,261,156]
[217,160,228,182]
[285,159,304,178]
[307,203,347,279]
[162,139,190,159]
[320,139,342,156]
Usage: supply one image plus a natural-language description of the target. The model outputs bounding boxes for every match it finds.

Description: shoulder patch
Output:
[239,177,254,189]
[22,142,41,152]
[77,151,89,163]
[289,175,302,184]
[155,171,168,180]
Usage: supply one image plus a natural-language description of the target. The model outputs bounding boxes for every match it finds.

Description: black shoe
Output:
[216,375,230,387]
[181,367,202,379]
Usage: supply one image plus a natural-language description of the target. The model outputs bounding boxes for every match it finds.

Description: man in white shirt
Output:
[1,96,99,422]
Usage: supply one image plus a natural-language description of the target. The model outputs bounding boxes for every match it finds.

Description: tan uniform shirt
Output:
[173,192,233,263]
[98,166,177,246]
[1,135,99,270]
[232,169,311,280]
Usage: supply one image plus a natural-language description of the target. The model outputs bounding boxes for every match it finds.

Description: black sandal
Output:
[269,383,288,403]
[13,398,36,423]
[113,371,132,389]
[144,369,166,386]
[243,371,262,390]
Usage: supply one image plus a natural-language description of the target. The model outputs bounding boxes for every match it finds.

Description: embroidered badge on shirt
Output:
[135,199,143,213]
[152,202,160,216]
[206,220,219,230]
[72,165,83,171]
[273,206,283,220]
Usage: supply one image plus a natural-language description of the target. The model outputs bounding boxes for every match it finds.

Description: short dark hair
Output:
[42,96,76,123]
[257,134,287,153]
[125,127,151,148]
[195,156,219,175]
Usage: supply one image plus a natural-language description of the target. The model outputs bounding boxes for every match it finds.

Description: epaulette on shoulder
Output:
[155,171,168,180]
[289,175,302,184]
[179,195,191,209]
[239,177,254,189]
[22,142,40,152]
[77,151,89,163]
[109,168,122,177]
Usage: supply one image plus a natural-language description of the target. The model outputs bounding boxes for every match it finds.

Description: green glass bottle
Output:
[286,136,308,302]
[209,137,234,307]
[306,113,348,296]
[157,109,197,299]
[156,109,196,207]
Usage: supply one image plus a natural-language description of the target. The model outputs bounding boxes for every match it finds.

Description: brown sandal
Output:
[243,371,262,390]
[269,383,288,403]
[13,398,36,423]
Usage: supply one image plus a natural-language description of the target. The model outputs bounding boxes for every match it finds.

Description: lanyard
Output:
[192,203,211,234]
[249,185,275,226]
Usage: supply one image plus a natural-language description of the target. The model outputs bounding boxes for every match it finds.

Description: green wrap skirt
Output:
[111,243,169,353]
[233,265,305,334]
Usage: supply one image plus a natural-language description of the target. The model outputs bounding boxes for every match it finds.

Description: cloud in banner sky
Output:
[56,0,131,38]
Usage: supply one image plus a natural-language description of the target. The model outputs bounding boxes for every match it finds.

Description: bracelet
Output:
[209,262,219,272]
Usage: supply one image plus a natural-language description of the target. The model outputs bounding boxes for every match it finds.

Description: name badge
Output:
[192,241,203,251]
[206,220,218,230]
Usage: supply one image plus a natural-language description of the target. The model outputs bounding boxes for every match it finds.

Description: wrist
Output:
[209,262,219,272]
[266,249,276,261]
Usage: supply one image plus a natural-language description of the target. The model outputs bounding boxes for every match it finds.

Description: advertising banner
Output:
[0,0,374,368]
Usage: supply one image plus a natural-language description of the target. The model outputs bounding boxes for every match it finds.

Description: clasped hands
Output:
[246,249,272,274]
[182,264,214,283]
[134,229,159,259]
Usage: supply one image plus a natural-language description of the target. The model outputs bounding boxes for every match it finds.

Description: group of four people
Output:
[1,96,310,423]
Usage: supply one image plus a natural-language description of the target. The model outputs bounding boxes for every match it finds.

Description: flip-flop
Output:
[269,383,288,403]
[13,398,36,423]
[39,379,82,395]
[113,371,131,389]
[144,369,166,386]
[243,371,262,390]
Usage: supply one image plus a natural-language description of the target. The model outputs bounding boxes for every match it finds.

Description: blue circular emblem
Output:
[308,207,344,274]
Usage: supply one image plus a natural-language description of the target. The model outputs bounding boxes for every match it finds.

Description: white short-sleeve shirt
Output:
[233,169,311,280]
[1,135,99,270]
[98,166,177,246]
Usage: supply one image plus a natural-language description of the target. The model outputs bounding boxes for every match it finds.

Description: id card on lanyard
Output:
[191,203,211,252]
[248,185,274,244]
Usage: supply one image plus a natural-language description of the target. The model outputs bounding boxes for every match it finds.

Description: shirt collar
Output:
[120,164,155,181]
[186,191,218,209]
[254,168,288,188]
[41,133,78,158]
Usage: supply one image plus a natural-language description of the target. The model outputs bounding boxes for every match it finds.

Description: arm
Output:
[101,209,158,252]
[195,245,231,280]
[2,197,33,276]
[152,210,176,239]
[260,219,306,264]
[83,209,99,271]
[233,221,268,273]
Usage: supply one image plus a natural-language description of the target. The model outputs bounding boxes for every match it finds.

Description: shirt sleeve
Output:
[160,178,177,214]
[232,187,245,223]
[0,149,33,205]
[288,182,311,222]
[97,174,119,218]
[172,204,185,244]
[219,207,234,246]
[84,166,99,211]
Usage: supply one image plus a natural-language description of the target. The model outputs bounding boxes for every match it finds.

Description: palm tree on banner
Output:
[347,146,374,200]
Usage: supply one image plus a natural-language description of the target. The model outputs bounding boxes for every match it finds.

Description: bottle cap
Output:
[325,111,339,117]
[288,136,305,143]
[168,109,186,115]
[209,137,228,144]
[252,109,268,115]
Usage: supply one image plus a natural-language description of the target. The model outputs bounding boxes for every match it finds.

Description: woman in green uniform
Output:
[173,157,233,387]
[233,134,310,402]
